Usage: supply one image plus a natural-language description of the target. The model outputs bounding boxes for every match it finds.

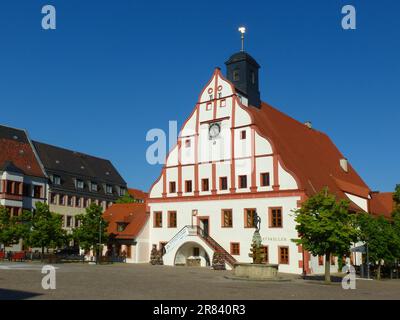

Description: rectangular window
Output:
[119,187,126,196]
[91,182,98,192]
[230,242,240,256]
[221,209,233,228]
[75,197,81,207]
[33,185,42,198]
[238,175,247,189]
[14,182,21,195]
[220,99,226,107]
[50,193,57,205]
[185,139,191,148]
[279,247,289,264]
[201,179,209,192]
[269,207,283,228]
[168,211,177,228]
[53,175,61,185]
[262,246,269,263]
[260,172,270,187]
[330,255,335,265]
[59,194,65,206]
[206,102,212,111]
[240,130,246,140]
[106,185,113,194]
[185,180,192,193]
[75,218,79,228]
[193,247,200,256]
[220,177,228,190]
[66,216,73,228]
[83,198,89,208]
[6,181,13,194]
[154,211,162,228]
[244,209,256,228]
[318,255,324,266]
[67,196,73,207]
[169,181,176,193]
[76,179,84,190]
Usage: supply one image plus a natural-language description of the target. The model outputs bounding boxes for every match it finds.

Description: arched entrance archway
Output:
[174,241,211,267]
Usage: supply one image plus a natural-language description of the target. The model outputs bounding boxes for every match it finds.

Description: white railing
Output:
[164,225,191,254]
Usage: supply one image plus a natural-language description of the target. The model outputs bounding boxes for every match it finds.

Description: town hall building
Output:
[146,44,391,274]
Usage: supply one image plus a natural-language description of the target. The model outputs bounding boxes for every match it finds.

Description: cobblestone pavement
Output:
[0,262,399,300]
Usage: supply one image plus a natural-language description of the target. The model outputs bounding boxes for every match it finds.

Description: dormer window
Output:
[106,185,113,194]
[53,175,61,185]
[91,182,98,192]
[117,222,129,232]
[119,187,126,196]
[76,179,84,190]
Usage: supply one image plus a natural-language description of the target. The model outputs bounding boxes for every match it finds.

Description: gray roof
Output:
[33,141,126,198]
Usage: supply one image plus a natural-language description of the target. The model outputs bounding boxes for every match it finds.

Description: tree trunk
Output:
[377,262,381,280]
[325,253,331,284]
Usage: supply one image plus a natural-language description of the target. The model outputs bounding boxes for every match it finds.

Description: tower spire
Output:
[238,26,246,52]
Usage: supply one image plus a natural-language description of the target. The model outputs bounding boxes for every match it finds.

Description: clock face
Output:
[209,123,221,139]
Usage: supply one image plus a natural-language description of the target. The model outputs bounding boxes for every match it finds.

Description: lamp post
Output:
[97,217,102,265]
[302,247,306,280]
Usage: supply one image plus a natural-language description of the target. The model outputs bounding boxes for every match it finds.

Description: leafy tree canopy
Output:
[26,202,67,253]
[115,192,136,204]
[73,203,108,252]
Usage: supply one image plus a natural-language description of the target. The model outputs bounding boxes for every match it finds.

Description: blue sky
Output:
[0,0,399,192]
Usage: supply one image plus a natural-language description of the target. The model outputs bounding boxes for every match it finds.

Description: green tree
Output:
[391,185,400,264]
[0,206,16,250]
[357,212,398,280]
[393,184,400,209]
[115,192,136,204]
[26,202,66,257]
[292,188,358,283]
[73,203,108,261]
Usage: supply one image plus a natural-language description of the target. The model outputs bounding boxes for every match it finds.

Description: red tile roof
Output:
[103,203,148,239]
[370,192,394,218]
[0,134,46,178]
[246,102,371,209]
[128,188,148,201]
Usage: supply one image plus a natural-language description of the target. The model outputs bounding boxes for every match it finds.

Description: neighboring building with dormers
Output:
[0,125,48,251]
[146,50,392,274]
[32,141,127,231]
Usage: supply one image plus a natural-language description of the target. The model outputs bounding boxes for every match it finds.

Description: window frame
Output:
[221,209,233,228]
[169,181,176,194]
[168,211,177,228]
[278,246,289,265]
[244,208,256,228]
[238,175,247,189]
[153,211,163,228]
[219,176,228,191]
[269,207,283,228]
[201,178,209,192]
[260,172,270,187]
[230,242,240,256]
[185,180,192,193]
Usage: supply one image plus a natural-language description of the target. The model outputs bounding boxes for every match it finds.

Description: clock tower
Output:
[225,51,261,108]
[225,27,261,108]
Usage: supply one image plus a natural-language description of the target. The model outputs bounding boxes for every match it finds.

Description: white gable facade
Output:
[147,68,337,274]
